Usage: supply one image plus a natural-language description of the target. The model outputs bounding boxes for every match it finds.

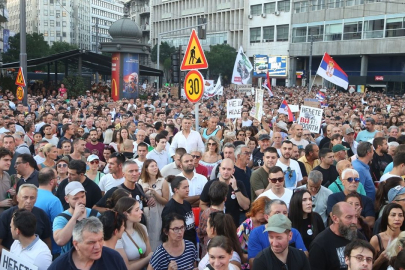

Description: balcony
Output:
[141,24,150,32]
[135,6,150,15]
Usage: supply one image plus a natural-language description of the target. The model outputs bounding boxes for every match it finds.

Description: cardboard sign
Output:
[227,99,243,119]
[170,87,179,99]
[231,84,252,90]
[298,106,323,133]
[304,98,319,108]
[289,105,300,113]
[239,87,253,96]
[0,249,38,270]
[250,89,264,120]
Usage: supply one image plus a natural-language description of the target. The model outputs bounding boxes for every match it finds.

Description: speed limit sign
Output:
[184,70,204,103]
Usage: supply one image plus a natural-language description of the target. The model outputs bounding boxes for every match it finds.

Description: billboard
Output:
[122,53,139,99]
[253,55,288,77]
[111,53,120,101]
[3,29,9,53]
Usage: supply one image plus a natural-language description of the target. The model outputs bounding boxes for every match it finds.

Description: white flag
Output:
[231,46,253,85]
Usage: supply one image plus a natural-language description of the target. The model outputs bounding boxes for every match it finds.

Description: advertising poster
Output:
[298,106,323,133]
[111,53,120,101]
[268,56,288,77]
[3,29,9,53]
[122,53,139,99]
[253,55,269,76]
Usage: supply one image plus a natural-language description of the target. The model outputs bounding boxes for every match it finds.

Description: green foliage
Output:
[0,76,17,94]
[49,41,78,55]
[150,42,176,64]
[62,76,86,97]
[205,44,237,84]
[163,58,172,82]
[2,33,50,63]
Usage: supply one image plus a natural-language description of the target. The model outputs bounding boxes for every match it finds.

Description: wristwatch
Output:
[234,189,241,193]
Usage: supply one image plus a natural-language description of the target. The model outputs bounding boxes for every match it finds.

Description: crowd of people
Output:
[1,83,405,270]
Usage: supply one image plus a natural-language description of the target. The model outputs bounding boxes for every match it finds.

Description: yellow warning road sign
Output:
[15,67,26,87]
[180,29,208,71]
[184,70,204,103]
[16,86,24,101]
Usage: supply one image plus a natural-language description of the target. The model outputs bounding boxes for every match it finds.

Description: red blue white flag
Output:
[279,99,294,122]
[316,52,349,89]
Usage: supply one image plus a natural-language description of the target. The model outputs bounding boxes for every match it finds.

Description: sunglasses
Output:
[57,163,67,168]
[269,177,284,183]
[344,177,360,183]
[207,142,217,146]
[191,155,201,159]
[285,167,293,178]
[89,160,99,164]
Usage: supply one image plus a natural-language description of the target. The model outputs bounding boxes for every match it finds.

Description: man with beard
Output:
[344,239,375,270]
[371,137,392,182]
[313,148,339,187]
[290,124,309,150]
[53,181,99,254]
[250,134,271,170]
[199,158,249,226]
[276,140,303,189]
[309,202,365,270]
[298,144,320,176]
[250,147,278,200]
[356,118,378,142]
[42,124,59,145]
[86,129,105,161]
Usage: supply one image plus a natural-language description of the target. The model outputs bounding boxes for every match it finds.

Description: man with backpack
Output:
[53,181,99,255]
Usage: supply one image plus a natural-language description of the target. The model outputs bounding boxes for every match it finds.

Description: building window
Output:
[250,27,261,43]
[278,0,291,12]
[44,31,48,36]
[50,31,55,36]
[294,1,308,13]
[263,26,274,42]
[50,10,54,16]
[44,10,48,16]
[250,4,262,15]
[56,31,61,37]
[44,21,48,26]
[62,21,67,26]
[264,2,276,14]
[62,0,66,6]
[277,25,289,41]
[308,25,324,41]
[386,17,405,38]
[50,20,55,26]
[62,11,66,17]
[364,19,384,38]
[343,21,362,40]
[50,0,54,4]
[56,21,60,27]
[325,23,342,41]
[293,27,307,42]
[310,0,317,11]
[327,0,343,8]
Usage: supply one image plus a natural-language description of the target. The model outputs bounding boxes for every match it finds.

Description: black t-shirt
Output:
[252,148,264,168]
[313,165,339,187]
[297,160,308,178]
[161,199,196,245]
[297,213,325,250]
[95,183,148,210]
[57,136,72,149]
[16,170,39,194]
[319,137,331,149]
[56,177,102,210]
[0,206,52,249]
[309,227,366,270]
[233,166,252,200]
[371,152,393,182]
[200,178,248,226]
[253,245,310,270]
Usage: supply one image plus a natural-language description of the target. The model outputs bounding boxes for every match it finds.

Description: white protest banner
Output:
[0,249,38,270]
[250,88,264,120]
[227,99,243,119]
[298,105,323,133]
[289,105,300,113]
[231,46,253,85]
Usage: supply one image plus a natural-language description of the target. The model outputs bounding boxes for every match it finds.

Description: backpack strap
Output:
[89,209,98,217]
[57,213,72,221]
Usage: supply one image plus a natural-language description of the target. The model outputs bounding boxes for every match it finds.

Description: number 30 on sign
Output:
[184,70,204,103]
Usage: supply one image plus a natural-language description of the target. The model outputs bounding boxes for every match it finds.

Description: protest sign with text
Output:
[227,99,243,119]
[0,249,38,270]
[298,105,323,133]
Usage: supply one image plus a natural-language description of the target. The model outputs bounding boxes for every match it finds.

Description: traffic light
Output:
[171,50,180,83]
[198,18,207,39]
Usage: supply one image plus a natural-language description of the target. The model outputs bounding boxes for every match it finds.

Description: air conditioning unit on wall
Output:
[248,14,253,19]
[275,11,280,16]
[261,13,266,18]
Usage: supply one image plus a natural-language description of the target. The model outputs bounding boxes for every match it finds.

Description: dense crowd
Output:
[1,82,405,270]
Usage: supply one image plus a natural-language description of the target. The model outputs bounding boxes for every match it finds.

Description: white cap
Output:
[65,182,85,196]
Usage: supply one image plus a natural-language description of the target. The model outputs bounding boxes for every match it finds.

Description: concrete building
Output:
[150,0,245,51]
[247,0,293,86]
[130,0,151,65]
[0,1,8,60]
[289,0,405,93]
[91,0,124,52]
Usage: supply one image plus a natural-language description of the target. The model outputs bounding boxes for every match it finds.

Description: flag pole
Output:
[309,52,325,94]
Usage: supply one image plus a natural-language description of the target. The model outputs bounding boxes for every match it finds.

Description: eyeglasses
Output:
[191,155,201,159]
[57,163,67,168]
[351,255,373,264]
[269,177,284,183]
[15,161,27,165]
[344,177,360,183]
[169,226,185,234]
[90,160,99,165]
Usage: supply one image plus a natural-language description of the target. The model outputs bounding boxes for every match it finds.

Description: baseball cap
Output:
[345,128,355,135]
[388,185,405,202]
[332,144,350,153]
[87,154,99,162]
[65,182,85,196]
[258,134,271,141]
[263,214,292,233]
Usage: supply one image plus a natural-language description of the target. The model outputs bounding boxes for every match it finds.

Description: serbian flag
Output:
[316,91,325,101]
[360,115,366,126]
[262,71,273,97]
[316,52,349,89]
[279,100,294,122]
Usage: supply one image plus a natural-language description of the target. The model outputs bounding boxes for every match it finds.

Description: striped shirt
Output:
[150,240,197,270]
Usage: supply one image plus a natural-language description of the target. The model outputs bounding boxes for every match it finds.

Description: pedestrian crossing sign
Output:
[15,67,26,87]
[180,29,208,71]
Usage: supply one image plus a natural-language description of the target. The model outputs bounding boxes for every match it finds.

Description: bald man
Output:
[199,158,250,226]
[328,160,367,195]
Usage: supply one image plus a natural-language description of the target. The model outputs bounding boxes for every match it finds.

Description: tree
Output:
[1,33,50,63]
[150,42,176,64]
[62,75,86,98]
[205,44,237,84]
[49,41,78,55]
[163,58,172,83]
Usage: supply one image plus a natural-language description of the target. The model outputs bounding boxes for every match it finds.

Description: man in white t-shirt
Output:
[146,134,170,170]
[134,142,148,172]
[98,153,125,195]
[289,124,309,150]
[258,166,293,208]
[43,124,59,145]
[276,140,303,189]
[241,110,253,127]
[10,209,52,270]
[380,151,405,182]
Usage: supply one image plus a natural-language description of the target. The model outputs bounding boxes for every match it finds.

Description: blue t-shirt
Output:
[384,162,394,174]
[356,130,378,142]
[248,225,307,259]
[35,189,64,255]
[53,208,100,254]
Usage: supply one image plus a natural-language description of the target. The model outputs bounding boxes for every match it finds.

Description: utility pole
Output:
[308,34,313,93]
[20,0,27,106]
[95,17,99,84]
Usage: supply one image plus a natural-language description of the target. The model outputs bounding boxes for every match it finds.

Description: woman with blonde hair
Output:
[103,129,114,145]
[200,136,222,177]
[386,231,405,270]
[38,143,58,169]
[139,159,170,251]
